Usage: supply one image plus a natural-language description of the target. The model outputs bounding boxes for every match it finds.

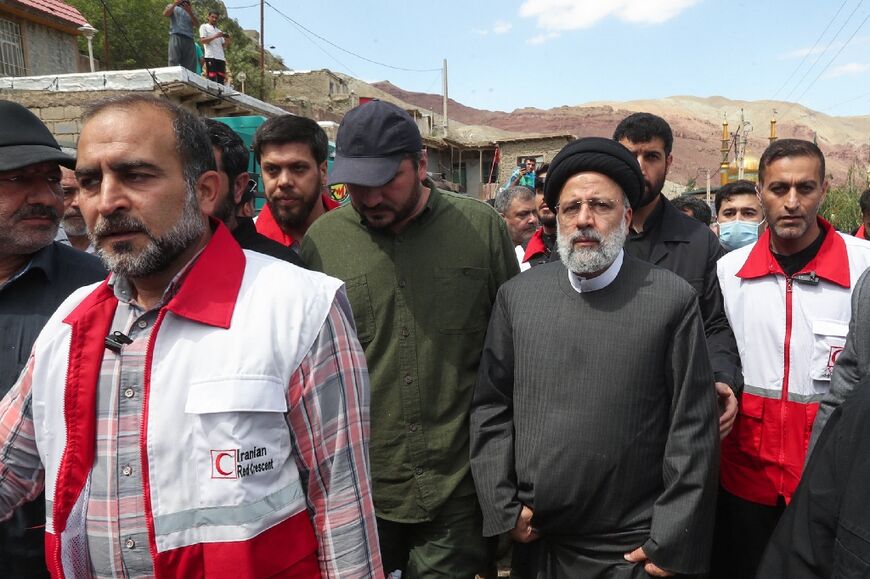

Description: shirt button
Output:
[409,423,418,432]
[414,467,423,476]
[124,388,135,399]
[400,327,410,337]
[137,320,148,329]
[125,538,135,549]
[122,464,133,476]
[404,375,413,384]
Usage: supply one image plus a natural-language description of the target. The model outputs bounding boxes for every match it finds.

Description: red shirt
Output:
[256,194,340,247]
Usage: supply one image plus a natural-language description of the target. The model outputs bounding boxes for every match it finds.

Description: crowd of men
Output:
[1,93,870,579]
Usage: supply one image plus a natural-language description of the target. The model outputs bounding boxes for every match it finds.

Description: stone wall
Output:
[496,136,572,184]
[22,21,79,75]
[0,90,132,147]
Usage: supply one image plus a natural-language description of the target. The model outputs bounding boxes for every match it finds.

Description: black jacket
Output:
[232,217,306,268]
[626,196,742,392]
[758,374,870,578]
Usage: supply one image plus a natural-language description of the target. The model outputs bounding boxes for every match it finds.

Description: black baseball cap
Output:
[0,100,74,172]
[331,100,423,187]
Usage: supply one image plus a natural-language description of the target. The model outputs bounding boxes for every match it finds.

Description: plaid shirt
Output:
[0,265,382,577]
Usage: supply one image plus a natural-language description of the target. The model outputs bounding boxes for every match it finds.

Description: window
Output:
[0,17,25,77]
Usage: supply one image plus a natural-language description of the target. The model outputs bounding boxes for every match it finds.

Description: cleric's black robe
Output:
[470,256,719,578]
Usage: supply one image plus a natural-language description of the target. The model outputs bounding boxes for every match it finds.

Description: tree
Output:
[68,0,168,70]
[68,0,279,99]
[820,162,866,233]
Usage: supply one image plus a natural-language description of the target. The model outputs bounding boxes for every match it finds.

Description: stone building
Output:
[0,0,91,77]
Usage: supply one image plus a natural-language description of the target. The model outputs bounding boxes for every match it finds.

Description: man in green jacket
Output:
[301,100,519,577]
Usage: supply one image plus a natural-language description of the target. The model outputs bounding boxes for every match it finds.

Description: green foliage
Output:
[820,163,868,232]
[68,0,169,69]
[68,0,279,100]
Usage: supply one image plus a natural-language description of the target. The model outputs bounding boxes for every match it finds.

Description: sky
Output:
[228,0,870,117]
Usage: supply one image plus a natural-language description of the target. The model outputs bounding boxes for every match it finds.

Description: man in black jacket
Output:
[614,113,740,439]
[0,100,106,578]
[202,118,304,267]
[758,269,870,577]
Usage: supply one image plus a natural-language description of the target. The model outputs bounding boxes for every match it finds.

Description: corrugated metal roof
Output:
[9,0,89,28]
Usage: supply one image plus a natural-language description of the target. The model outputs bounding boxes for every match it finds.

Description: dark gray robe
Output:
[470,256,719,578]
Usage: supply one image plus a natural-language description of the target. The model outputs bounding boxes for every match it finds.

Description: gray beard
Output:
[557,218,628,275]
[90,187,206,278]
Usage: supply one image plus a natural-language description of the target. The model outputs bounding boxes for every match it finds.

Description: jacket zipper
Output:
[778,276,794,495]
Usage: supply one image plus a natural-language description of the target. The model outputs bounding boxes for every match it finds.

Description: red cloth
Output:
[522,228,549,263]
[856,225,866,239]
[256,194,340,247]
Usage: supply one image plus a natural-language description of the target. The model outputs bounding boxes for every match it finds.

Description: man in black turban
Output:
[471,136,719,578]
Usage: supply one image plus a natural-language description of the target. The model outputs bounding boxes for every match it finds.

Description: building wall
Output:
[22,21,78,75]
[496,137,572,185]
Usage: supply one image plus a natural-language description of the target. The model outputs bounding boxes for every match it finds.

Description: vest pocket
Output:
[810,320,849,382]
[185,378,292,507]
[733,393,765,458]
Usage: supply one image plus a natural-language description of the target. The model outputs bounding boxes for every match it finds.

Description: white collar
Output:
[567,250,624,293]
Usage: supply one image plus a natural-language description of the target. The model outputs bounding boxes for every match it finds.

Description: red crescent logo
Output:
[215,452,234,476]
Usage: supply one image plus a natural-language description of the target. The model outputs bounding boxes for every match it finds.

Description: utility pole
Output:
[102,6,109,68]
[442,58,448,135]
[705,169,711,206]
[259,0,265,100]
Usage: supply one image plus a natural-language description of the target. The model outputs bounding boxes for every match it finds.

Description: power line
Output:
[782,9,870,122]
[771,0,849,100]
[265,6,360,77]
[263,1,442,73]
[781,0,865,104]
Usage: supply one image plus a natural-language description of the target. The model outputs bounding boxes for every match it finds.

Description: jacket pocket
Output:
[185,378,290,507]
[811,320,849,382]
[343,275,375,343]
[733,393,765,457]
[434,266,490,334]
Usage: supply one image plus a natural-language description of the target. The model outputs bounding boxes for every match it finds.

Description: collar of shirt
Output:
[630,194,665,238]
[567,249,624,293]
[108,246,207,311]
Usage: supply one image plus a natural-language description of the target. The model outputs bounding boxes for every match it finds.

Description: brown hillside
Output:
[373,82,870,187]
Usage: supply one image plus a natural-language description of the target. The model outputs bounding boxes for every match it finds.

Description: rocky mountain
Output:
[373,81,870,187]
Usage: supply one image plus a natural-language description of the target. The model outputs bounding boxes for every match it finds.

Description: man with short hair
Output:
[713,138,870,578]
[713,179,764,251]
[494,185,538,270]
[59,166,94,253]
[162,0,198,73]
[523,163,557,268]
[253,115,339,250]
[505,157,537,191]
[614,112,740,439]
[301,100,519,576]
[672,195,712,225]
[199,10,230,85]
[0,100,105,578]
[202,118,303,266]
[471,137,718,578]
[0,95,382,577]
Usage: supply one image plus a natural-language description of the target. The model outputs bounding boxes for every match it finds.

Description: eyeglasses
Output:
[555,198,621,218]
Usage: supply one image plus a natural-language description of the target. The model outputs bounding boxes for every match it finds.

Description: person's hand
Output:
[716,381,737,439]
[624,547,674,577]
[509,505,540,544]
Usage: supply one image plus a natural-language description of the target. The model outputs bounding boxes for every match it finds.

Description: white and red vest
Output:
[28,225,341,578]
[717,218,870,505]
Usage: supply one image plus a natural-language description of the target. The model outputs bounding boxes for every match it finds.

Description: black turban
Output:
[544,137,644,213]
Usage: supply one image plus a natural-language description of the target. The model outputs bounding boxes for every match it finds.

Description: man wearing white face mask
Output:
[714,180,765,251]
